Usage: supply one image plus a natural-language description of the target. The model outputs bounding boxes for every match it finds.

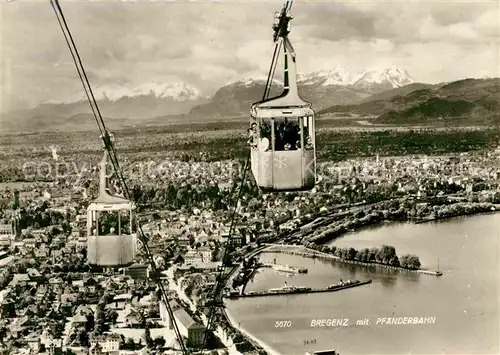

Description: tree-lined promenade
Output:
[302,244,422,270]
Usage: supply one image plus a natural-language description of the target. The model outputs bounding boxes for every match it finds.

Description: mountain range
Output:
[320,78,500,124]
[1,67,498,133]
[0,82,210,133]
[190,67,414,117]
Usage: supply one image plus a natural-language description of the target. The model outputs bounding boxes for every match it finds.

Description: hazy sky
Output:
[1,0,499,111]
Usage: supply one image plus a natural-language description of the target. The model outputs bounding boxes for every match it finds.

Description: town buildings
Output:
[160,302,205,347]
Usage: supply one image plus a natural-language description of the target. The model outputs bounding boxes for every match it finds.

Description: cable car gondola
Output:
[249,0,316,192]
[86,151,137,267]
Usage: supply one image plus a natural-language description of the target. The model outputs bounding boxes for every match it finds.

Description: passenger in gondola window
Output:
[305,135,313,150]
[250,122,258,133]
[303,129,309,142]
[284,121,300,150]
[284,143,291,150]
[247,123,258,147]
[275,121,286,151]
[260,121,271,140]
[247,130,256,147]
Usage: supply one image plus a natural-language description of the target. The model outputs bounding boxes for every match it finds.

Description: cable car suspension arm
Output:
[263,0,294,100]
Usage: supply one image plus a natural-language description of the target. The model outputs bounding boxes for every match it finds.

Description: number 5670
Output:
[275,320,292,328]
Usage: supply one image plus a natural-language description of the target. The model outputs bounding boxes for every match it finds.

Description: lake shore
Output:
[220,200,496,353]
[225,213,500,355]
[224,307,282,355]
[303,200,496,245]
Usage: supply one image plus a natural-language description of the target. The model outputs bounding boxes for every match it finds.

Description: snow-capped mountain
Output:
[98,82,202,101]
[48,81,204,104]
[1,81,209,132]
[298,66,413,89]
[189,67,415,117]
[33,81,208,120]
[298,67,353,86]
[231,76,284,87]
[228,66,413,92]
[352,67,414,90]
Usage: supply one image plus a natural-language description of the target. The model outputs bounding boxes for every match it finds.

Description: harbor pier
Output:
[227,279,372,299]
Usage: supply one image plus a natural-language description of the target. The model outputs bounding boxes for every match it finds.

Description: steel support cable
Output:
[204,1,293,347]
[51,0,127,187]
[263,40,282,101]
[49,1,189,353]
[136,223,187,352]
[218,153,251,287]
[50,0,104,137]
[202,152,251,349]
[52,0,131,196]
[51,0,107,135]
[267,41,282,99]
[201,158,247,332]
[203,0,294,349]
[103,111,190,353]
[201,153,251,347]
[202,3,292,348]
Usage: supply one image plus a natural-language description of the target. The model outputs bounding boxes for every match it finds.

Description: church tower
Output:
[11,189,21,240]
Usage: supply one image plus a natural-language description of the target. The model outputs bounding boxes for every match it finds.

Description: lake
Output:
[226,215,499,355]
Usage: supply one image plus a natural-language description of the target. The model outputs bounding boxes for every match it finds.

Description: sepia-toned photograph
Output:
[0,0,499,354]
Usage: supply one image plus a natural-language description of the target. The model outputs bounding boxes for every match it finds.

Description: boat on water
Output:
[272,264,297,273]
[271,264,308,273]
[328,279,359,289]
[420,258,442,276]
[436,258,443,276]
[268,283,311,293]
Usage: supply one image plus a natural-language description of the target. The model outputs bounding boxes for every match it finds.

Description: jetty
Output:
[227,279,371,299]
[419,270,442,276]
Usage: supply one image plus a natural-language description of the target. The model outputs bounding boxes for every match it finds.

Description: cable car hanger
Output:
[249,0,317,192]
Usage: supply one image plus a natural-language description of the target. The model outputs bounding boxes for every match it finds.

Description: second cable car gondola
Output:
[249,0,316,192]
